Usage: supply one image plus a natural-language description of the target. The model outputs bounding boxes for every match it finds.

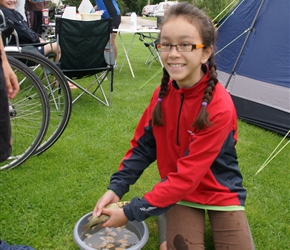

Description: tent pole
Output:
[225,0,266,89]
[255,130,290,176]
[213,0,240,24]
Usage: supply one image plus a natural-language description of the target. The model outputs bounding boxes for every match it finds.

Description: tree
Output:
[122,0,145,15]
[126,0,238,18]
[192,0,239,20]
[61,0,238,20]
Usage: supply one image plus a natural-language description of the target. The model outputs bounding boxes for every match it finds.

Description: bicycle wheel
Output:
[6,48,72,155]
[0,56,50,170]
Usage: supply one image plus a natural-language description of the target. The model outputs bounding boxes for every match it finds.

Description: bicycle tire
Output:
[0,56,50,170]
[6,48,72,155]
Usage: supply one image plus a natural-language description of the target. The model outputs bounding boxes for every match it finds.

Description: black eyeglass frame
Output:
[157,43,205,52]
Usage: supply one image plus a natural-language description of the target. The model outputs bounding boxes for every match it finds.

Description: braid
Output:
[192,54,218,129]
[152,68,170,126]
[192,12,218,130]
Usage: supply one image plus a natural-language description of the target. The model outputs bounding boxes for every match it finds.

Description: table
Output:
[113,28,161,78]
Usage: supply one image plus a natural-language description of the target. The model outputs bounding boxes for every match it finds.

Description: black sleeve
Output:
[123,197,172,221]
[107,120,156,199]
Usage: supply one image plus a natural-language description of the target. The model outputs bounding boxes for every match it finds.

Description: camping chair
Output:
[138,32,161,69]
[55,17,114,106]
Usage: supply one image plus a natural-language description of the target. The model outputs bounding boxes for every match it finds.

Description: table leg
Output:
[118,32,136,78]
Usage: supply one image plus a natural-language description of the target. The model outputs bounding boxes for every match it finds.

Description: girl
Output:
[0,0,78,88]
[93,3,255,249]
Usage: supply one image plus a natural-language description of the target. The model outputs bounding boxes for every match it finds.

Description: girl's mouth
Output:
[168,63,185,68]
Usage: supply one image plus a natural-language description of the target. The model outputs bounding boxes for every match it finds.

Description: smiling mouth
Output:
[169,63,185,68]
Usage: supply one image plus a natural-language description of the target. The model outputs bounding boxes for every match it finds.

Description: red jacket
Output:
[108,66,246,221]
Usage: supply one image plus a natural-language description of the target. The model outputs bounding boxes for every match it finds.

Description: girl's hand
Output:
[93,190,120,217]
[101,207,128,228]
[3,60,19,99]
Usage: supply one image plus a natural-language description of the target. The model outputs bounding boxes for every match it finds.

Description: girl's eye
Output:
[180,43,191,48]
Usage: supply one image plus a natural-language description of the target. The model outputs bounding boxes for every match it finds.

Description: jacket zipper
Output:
[176,93,184,145]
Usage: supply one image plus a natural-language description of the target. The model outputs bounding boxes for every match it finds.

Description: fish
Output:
[82,201,130,235]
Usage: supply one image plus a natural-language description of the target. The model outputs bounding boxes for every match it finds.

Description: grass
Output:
[0,34,289,249]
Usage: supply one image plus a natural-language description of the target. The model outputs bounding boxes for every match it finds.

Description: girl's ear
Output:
[201,45,213,64]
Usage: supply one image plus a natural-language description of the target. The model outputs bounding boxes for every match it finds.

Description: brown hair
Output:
[152,2,218,130]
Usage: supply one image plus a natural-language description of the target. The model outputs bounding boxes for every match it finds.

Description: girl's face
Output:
[1,0,16,9]
[160,16,213,88]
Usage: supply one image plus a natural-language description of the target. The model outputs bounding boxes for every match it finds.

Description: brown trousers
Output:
[166,205,255,250]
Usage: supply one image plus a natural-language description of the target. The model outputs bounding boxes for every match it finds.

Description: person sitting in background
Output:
[0,0,77,89]
[0,0,59,60]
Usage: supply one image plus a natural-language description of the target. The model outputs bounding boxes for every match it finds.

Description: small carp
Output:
[82,201,130,235]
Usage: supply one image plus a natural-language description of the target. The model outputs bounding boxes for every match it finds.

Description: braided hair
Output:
[152,2,218,130]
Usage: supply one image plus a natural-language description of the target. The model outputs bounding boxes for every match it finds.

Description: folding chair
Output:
[55,17,114,106]
[138,33,160,69]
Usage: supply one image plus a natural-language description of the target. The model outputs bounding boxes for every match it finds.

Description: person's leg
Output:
[26,10,34,30]
[158,214,167,250]
[111,32,118,60]
[40,44,75,89]
[43,42,61,61]
[208,210,255,250]
[166,205,205,250]
[0,68,11,163]
[33,11,43,35]
[32,11,38,33]
[111,14,121,61]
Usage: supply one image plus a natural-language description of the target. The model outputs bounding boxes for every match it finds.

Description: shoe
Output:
[0,240,35,250]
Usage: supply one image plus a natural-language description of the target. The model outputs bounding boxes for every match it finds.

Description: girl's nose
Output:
[168,46,181,57]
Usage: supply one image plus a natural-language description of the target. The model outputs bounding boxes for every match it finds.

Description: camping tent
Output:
[215,0,290,136]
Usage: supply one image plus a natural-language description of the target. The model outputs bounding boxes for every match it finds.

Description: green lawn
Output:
[0,34,289,249]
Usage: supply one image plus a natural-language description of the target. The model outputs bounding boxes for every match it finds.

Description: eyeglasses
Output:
[157,43,205,52]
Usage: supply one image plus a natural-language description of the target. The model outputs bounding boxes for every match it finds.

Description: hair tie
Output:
[158,97,163,102]
[202,101,208,107]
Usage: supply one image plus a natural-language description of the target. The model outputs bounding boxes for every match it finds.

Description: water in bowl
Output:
[83,226,140,249]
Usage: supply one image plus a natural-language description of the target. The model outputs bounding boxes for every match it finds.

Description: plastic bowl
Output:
[81,13,102,21]
[73,212,149,250]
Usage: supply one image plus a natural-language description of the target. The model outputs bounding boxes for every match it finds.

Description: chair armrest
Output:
[20,39,56,47]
